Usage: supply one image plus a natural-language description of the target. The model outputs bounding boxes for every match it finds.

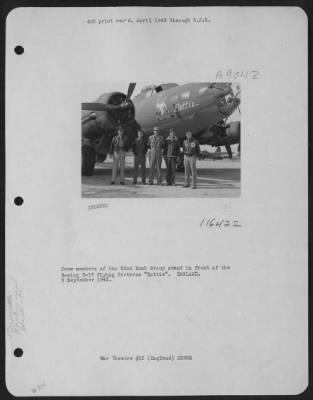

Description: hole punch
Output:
[14,348,23,357]
[14,196,24,206]
[14,46,24,55]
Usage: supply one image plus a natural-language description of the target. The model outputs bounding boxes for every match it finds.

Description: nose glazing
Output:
[217,96,240,116]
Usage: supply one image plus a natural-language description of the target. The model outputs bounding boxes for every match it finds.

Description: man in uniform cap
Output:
[163,128,180,186]
[110,126,129,185]
[182,131,200,189]
[148,126,164,185]
[132,130,148,184]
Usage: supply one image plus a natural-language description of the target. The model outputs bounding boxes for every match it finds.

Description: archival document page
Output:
[5,7,308,396]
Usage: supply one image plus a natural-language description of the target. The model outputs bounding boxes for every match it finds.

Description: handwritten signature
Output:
[31,382,46,394]
[7,279,26,338]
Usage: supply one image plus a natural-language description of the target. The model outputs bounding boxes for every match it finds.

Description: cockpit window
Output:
[181,91,190,100]
[145,90,153,98]
[136,83,178,99]
[161,83,178,91]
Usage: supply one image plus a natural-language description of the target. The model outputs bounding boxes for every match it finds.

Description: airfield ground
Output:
[81,156,241,198]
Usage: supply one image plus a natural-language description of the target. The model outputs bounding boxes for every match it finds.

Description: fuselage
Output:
[81,82,240,159]
[132,82,239,139]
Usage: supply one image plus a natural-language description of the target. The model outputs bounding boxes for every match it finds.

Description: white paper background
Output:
[6,7,308,396]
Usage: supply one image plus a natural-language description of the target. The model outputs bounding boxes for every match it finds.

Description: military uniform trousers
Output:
[184,155,197,188]
[149,150,163,184]
[112,150,126,183]
[165,156,176,185]
[133,155,146,183]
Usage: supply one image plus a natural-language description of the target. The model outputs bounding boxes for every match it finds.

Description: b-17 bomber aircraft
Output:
[81,82,241,175]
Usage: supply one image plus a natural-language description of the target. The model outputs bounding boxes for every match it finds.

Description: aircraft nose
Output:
[217,95,240,116]
[212,83,233,97]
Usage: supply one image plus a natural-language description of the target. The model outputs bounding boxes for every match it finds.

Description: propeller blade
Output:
[126,83,136,101]
[225,144,233,159]
[81,112,96,125]
[81,102,118,111]
[82,84,136,112]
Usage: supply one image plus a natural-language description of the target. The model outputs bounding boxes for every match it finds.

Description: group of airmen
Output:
[109,126,201,189]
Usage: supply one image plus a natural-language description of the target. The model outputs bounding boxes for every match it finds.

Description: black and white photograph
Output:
[5,6,308,397]
[81,82,241,198]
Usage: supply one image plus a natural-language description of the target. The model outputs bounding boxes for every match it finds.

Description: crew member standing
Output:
[110,126,129,185]
[132,130,148,184]
[148,126,164,185]
[163,128,180,186]
[182,131,200,189]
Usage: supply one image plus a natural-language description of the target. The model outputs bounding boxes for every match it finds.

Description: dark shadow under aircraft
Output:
[81,82,240,175]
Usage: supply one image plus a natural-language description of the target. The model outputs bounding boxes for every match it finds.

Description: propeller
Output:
[81,103,118,112]
[81,83,136,112]
[81,112,96,124]
[220,85,240,158]
[234,85,241,114]
[126,82,136,101]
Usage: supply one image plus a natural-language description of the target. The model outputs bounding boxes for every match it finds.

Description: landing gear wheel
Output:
[82,145,96,176]
[96,154,107,163]
[225,144,233,159]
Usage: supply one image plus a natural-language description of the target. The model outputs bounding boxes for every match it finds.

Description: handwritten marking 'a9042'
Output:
[200,218,242,228]
[216,69,261,80]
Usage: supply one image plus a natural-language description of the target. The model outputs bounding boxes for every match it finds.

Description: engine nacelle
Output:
[81,92,135,140]
[226,121,240,140]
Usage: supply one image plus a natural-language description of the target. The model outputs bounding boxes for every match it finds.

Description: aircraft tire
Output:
[82,145,96,175]
[96,154,107,163]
